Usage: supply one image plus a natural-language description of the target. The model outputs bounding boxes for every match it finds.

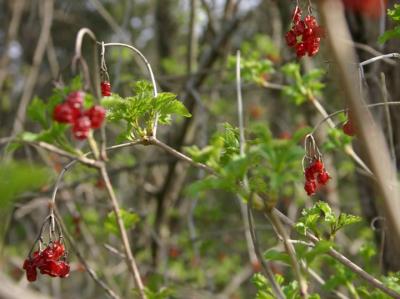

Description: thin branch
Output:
[148,137,215,174]
[12,0,54,135]
[54,209,121,299]
[274,208,400,298]
[99,165,146,299]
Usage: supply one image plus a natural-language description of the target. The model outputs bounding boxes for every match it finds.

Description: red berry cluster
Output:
[101,81,111,97]
[53,91,106,140]
[304,159,330,196]
[285,6,323,58]
[23,240,69,282]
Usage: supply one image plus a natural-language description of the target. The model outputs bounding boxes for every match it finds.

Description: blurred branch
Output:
[12,0,54,135]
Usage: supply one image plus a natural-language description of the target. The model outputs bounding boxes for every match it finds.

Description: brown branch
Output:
[99,165,147,299]
[12,0,54,135]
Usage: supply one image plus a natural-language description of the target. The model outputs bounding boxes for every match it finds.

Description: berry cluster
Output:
[23,240,69,282]
[285,6,323,58]
[101,81,111,97]
[304,158,330,196]
[53,91,106,140]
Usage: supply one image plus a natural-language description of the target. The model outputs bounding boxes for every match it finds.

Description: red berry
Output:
[66,91,84,110]
[312,160,324,173]
[84,105,106,129]
[101,81,111,97]
[304,180,316,196]
[52,241,65,260]
[296,42,307,57]
[58,261,70,278]
[342,120,356,136]
[305,166,315,181]
[293,20,306,36]
[285,30,297,47]
[72,116,91,140]
[305,15,317,28]
[39,260,61,277]
[53,103,80,124]
[317,171,330,185]
[303,27,314,40]
[291,6,302,24]
[306,40,320,57]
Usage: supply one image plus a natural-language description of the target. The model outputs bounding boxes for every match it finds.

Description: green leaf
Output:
[264,249,291,265]
[304,240,333,263]
[27,97,48,128]
[104,209,140,236]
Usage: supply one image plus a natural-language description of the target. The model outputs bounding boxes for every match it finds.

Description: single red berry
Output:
[58,261,70,278]
[72,116,91,140]
[317,171,330,185]
[291,6,302,24]
[296,42,307,58]
[84,105,106,129]
[342,120,356,136]
[52,241,65,260]
[304,180,316,196]
[305,15,317,28]
[304,166,315,181]
[101,81,111,97]
[23,258,38,282]
[53,103,80,124]
[39,260,61,277]
[293,20,306,36]
[285,30,297,47]
[303,27,314,40]
[306,41,320,57]
[312,160,324,173]
[66,91,84,110]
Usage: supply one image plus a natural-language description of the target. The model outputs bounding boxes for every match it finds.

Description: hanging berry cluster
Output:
[53,91,106,140]
[303,135,330,196]
[285,3,323,58]
[23,216,69,282]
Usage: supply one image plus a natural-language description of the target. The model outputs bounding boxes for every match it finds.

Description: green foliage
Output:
[104,209,140,236]
[295,201,361,239]
[323,127,352,152]
[102,80,191,139]
[379,4,400,43]
[281,63,325,105]
[142,287,175,299]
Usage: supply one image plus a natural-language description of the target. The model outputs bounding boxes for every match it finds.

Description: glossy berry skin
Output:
[285,30,297,47]
[58,262,70,278]
[305,166,315,181]
[84,105,106,129]
[66,91,84,110]
[342,120,356,136]
[296,43,307,58]
[72,116,91,140]
[53,103,80,124]
[304,180,316,196]
[23,259,38,282]
[292,6,302,24]
[101,81,111,97]
[312,160,324,173]
[318,171,330,185]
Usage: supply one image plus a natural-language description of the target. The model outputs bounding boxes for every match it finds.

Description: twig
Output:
[148,137,215,174]
[187,0,198,73]
[54,209,121,299]
[266,209,308,298]
[274,208,400,298]
[12,0,54,135]
[99,165,146,299]
[248,194,286,299]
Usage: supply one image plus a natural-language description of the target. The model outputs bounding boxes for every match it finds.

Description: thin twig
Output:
[99,165,147,299]
[54,209,121,299]
[274,208,400,299]
[12,0,54,135]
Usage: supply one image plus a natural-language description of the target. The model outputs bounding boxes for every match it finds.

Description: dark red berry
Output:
[312,160,324,173]
[53,103,80,124]
[285,30,297,47]
[292,6,302,24]
[84,105,106,129]
[23,259,38,282]
[58,261,70,278]
[304,180,316,196]
[101,81,111,97]
[317,171,330,185]
[39,260,61,277]
[66,91,84,110]
[342,120,356,136]
[305,166,315,181]
[52,241,65,260]
[294,20,306,36]
[296,42,307,57]
[305,15,317,28]
[72,116,91,140]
